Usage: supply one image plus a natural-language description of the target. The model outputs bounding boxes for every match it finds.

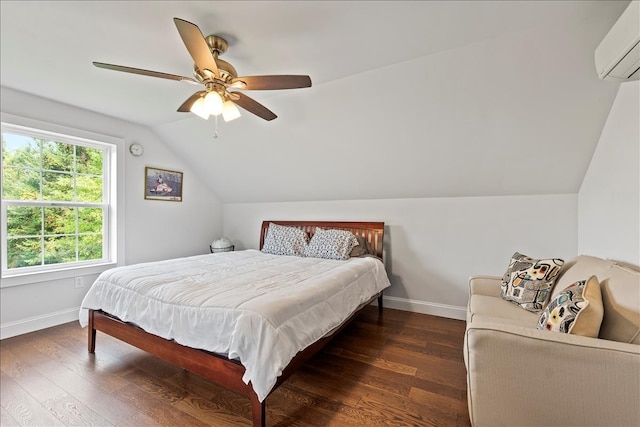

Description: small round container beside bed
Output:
[210,236,234,253]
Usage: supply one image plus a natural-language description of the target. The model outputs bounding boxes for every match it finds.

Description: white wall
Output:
[578,81,640,266]
[0,87,223,338]
[223,194,577,319]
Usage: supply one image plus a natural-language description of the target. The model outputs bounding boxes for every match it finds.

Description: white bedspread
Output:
[79,249,391,401]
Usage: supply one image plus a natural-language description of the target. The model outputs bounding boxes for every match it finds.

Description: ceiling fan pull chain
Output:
[213,114,219,139]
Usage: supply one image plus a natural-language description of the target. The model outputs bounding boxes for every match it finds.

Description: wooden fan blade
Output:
[177,91,206,112]
[173,18,219,78]
[231,75,312,90]
[232,92,277,121]
[93,62,198,84]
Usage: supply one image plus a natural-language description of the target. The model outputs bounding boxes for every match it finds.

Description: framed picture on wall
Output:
[144,167,183,202]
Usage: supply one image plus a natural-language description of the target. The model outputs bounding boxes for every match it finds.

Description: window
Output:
[1,119,120,283]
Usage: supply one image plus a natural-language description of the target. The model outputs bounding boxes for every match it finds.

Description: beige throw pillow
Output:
[536,275,604,338]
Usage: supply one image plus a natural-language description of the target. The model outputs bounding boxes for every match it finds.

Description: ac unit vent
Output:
[595,1,640,82]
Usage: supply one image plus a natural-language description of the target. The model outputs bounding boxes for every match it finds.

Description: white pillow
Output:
[304,228,359,260]
[261,223,308,257]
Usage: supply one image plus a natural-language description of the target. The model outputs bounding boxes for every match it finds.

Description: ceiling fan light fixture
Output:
[222,101,241,122]
[93,18,312,123]
[204,91,224,115]
[190,96,210,120]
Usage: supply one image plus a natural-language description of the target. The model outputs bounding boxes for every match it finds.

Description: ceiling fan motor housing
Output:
[205,35,228,55]
[193,61,237,83]
[191,35,238,83]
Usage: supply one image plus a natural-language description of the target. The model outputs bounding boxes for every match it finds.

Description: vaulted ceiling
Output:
[1,1,630,203]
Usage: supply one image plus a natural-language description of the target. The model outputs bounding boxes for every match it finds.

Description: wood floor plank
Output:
[408,386,467,417]
[120,368,187,404]
[0,307,471,426]
[0,373,64,427]
[357,393,455,427]
[0,347,67,403]
[268,382,360,426]
[116,410,161,427]
[166,369,252,414]
[306,354,414,397]
[1,405,21,427]
[14,339,131,395]
[283,366,363,408]
[29,359,139,425]
[112,381,209,427]
[41,393,112,426]
[327,346,418,376]
[171,393,250,427]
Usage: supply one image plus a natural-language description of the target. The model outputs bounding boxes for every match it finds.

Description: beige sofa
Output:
[464,255,640,427]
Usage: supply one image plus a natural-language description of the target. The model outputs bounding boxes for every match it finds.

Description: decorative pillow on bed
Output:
[304,228,359,260]
[500,252,564,312]
[261,223,309,257]
[350,235,373,257]
[536,276,603,337]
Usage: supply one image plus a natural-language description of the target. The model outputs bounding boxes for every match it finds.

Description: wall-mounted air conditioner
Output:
[595,1,640,81]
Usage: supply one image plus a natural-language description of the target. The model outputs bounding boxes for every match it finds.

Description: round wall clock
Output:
[129,143,144,157]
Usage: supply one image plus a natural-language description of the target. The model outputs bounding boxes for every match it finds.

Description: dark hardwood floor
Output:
[0,307,471,426]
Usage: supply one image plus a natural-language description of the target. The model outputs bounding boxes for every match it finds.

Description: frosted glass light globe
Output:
[190,97,210,120]
[204,91,224,115]
[222,101,241,122]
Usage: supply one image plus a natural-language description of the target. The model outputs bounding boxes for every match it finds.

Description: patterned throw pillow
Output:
[261,223,309,257]
[501,252,564,312]
[349,235,372,257]
[536,276,603,337]
[304,228,359,260]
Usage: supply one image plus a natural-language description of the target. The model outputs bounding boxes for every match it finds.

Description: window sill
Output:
[1,262,117,288]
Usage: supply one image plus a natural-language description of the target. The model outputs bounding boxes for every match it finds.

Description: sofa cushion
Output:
[469,294,539,327]
[536,276,603,337]
[554,256,640,344]
[500,252,564,313]
[469,275,502,298]
[552,255,615,298]
[600,263,640,344]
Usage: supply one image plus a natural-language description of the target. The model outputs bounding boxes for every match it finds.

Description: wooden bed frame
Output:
[87,220,386,427]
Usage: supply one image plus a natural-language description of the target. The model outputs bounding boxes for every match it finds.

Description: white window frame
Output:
[1,113,124,288]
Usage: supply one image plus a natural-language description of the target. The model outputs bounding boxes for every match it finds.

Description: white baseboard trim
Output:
[380,296,467,321]
[1,307,80,340]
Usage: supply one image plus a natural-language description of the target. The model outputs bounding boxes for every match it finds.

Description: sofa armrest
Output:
[464,321,640,426]
[468,275,502,297]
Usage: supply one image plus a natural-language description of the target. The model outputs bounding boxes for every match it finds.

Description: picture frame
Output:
[144,167,183,202]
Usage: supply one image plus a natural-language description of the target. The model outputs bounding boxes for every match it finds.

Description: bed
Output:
[80,220,390,426]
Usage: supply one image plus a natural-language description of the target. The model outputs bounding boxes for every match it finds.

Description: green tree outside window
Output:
[2,132,105,270]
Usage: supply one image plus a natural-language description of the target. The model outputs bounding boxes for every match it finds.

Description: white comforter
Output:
[79,249,391,401]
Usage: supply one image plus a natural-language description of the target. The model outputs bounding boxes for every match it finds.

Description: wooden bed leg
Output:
[88,310,96,353]
[378,291,384,314]
[250,393,266,427]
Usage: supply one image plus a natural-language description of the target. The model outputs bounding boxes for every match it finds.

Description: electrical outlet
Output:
[74,277,84,289]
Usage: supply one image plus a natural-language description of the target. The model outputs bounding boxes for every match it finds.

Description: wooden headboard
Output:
[259,220,385,259]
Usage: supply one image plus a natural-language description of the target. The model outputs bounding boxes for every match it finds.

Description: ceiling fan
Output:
[93,18,312,122]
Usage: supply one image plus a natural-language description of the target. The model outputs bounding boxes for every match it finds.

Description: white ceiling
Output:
[0,1,632,203]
